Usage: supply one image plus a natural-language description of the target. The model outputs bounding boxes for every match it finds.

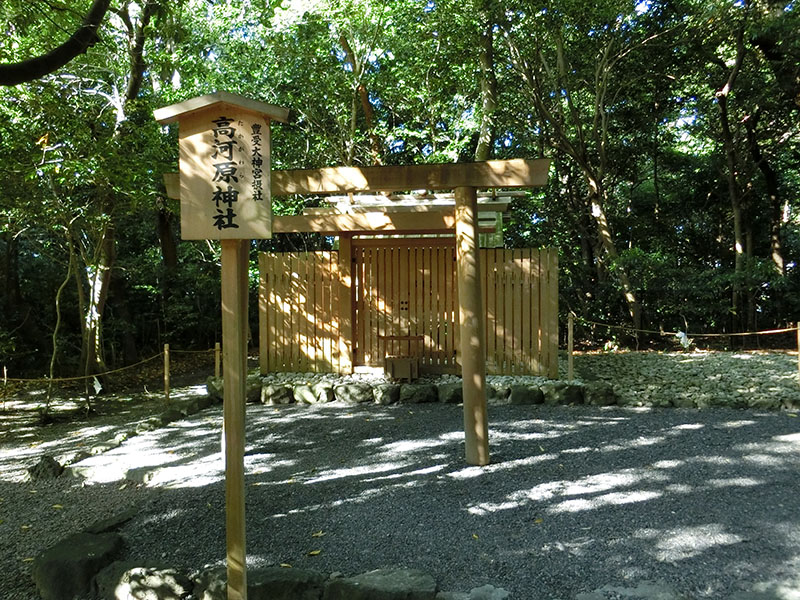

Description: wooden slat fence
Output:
[259,246,557,377]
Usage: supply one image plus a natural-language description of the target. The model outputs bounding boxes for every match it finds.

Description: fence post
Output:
[568,313,574,382]
[215,342,221,379]
[164,344,170,404]
[796,324,799,378]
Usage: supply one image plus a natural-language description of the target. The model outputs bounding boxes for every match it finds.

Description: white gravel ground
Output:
[1,351,799,600]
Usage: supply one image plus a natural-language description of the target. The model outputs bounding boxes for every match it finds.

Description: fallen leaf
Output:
[787,413,798,418]
[280,563,292,568]
[22,557,34,563]
[287,478,296,484]
[308,550,322,556]
[29,490,37,494]
[21,525,31,530]
[472,534,479,540]
[311,531,325,538]
[52,504,63,510]
[534,518,544,524]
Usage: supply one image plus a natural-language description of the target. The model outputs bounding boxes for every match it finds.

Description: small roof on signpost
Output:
[153,90,291,124]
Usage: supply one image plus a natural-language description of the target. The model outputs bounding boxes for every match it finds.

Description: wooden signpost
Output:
[155,91,290,600]
[156,90,549,597]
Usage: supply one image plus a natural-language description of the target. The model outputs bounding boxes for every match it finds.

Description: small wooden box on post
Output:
[154,91,290,600]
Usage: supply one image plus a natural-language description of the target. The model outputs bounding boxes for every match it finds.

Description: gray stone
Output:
[374,384,401,405]
[399,384,438,404]
[94,561,193,600]
[85,506,139,534]
[334,383,374,403]
[313,382,335,403]
[249,567,325,600]
[509,385,544,405]
[206,376,223,401]
[194,566,324,600]
[672,395,694,409]
[32,532,123,600]
[583,381,617,406]
[125,466,158,485]
[184,394,215,414]
[158,408,184,426]
[247,374,263,403]
[294,384,317,404]
[324,568,437,600]
[27,455,63,480]
[576,580,681,600]
[748,396,781,410]
[262,384,294,405]
[467,585,511,600]
[541,381,584,405]
[437,383,463,404]
[134,419,158,434]
[487,385,511,402]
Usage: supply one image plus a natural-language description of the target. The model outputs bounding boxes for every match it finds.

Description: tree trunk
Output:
[2,231,21,312]
[157,203,179,271]
[744,113,784,275]
[475,18,497,161]
[82,221,115,376]
[715,24,746,329]
[587,182,642,330]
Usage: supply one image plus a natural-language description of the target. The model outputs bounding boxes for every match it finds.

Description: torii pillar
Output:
[155,91,290,600]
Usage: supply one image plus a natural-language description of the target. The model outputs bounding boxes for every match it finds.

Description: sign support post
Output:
[155,91,290,600]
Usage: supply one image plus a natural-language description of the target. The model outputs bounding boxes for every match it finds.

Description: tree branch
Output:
[0,0,112,86]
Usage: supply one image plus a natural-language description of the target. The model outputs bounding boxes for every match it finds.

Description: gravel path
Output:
[1,352,799,600]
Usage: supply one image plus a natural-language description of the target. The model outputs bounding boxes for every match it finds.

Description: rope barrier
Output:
[2,347,215,385]
[574,316,798,339]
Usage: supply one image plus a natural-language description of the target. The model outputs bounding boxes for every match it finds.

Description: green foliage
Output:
[0,0,799,375]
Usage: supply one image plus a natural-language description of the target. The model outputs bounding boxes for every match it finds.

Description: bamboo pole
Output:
[215,342,221,379]
[163,344,170,404]
[221,239,249,600]
[568,314,574,382]
[455,186,489,466]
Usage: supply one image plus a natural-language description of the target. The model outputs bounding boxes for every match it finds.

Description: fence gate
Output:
[353,239,459,373]
[259,246,557,377]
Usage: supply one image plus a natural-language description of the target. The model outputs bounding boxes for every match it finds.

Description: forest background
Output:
[0,0,798,379]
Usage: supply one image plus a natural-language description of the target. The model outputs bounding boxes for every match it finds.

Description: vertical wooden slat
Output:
[539,249,550,378]
[258,253,268,374]
[421,247,430,369]
[548,250,559,379]
[503,253,513,374]
[370,248,379,365]
[531,249,541,375]
[484,250,496,374]
[520,249,531,375]
[512,249,523,374]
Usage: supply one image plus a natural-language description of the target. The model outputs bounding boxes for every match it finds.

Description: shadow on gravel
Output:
[103,404,800,599]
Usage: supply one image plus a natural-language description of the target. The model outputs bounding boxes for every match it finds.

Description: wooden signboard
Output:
[154,91,289,240]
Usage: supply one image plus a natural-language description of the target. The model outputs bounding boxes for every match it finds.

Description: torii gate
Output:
[155,91,549,600]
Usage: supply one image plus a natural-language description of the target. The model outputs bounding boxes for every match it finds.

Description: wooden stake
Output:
[455,186,489,466]
[221,239,249,600]
[163,344,170,404]
[215,342,221,379]
[568,314,574,382]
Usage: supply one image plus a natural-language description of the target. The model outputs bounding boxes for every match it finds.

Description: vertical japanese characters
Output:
[210,115,240,230]
[251,123,264,203]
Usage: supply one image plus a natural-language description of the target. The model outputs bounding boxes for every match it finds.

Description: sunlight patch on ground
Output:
[550,490,663,513]
[635,524,744,562]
